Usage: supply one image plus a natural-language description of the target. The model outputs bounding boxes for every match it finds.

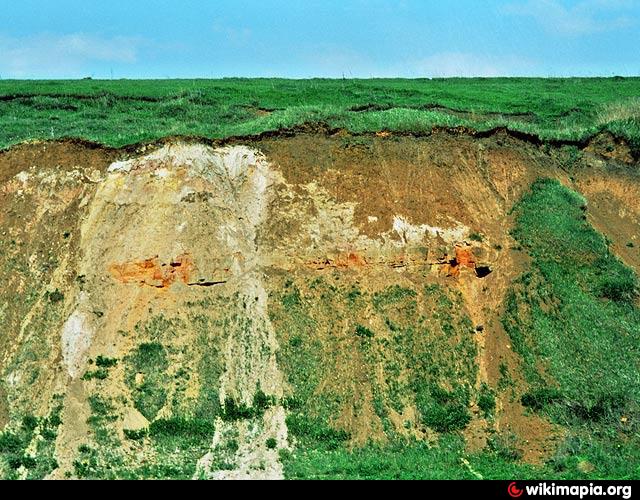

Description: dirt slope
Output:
[0,131,636,479]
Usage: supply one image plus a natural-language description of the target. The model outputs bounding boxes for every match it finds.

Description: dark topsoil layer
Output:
[0,124,636,182]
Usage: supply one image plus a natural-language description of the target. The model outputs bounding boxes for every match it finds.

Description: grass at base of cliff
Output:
[272,276,479,441]
[0,397,63,480]
[76,408,216,480]
[281,436,639,480]
[281,436,550,480]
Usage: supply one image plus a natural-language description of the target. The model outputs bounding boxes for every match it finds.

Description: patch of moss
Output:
[415,384,472,433]
[478,383,497,418]
[125,342,169,421]
[286,414,350,451]
[81,368,110,381]
[220,390,276,422]
[373,285,417,310]
[355,324,375,339]
[266,438,278,450]
[95,356,118,368]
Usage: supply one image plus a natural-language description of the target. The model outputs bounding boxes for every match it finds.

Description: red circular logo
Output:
[508,482,524,498]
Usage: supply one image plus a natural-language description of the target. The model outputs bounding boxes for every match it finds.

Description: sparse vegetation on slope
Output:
[504,179,640,479]
[0,397,63,480]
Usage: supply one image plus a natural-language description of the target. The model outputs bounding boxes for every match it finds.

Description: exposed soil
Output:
[109,254,194,289]
[0,128,636,478]
[0,140,121,185]
[254,131,559,242]
[573,162,640,275]
[0,385,8,429]
[586,133,636,165]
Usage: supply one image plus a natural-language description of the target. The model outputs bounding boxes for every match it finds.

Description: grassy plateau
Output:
[0,78,639,149]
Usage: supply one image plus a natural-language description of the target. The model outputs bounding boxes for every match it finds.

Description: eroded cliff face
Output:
[0,132,637,479]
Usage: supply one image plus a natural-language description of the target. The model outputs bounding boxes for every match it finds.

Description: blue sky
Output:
[1,0,638,78]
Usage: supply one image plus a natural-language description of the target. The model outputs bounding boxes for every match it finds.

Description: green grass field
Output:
[1,78,639,149]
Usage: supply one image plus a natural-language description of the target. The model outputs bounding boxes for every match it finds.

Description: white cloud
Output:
[0,33,142,78]
[307,46,374,77]
[212,23,252,47]
[283,45,536,79]
[407,52,536,78]
[504,0,636,36]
